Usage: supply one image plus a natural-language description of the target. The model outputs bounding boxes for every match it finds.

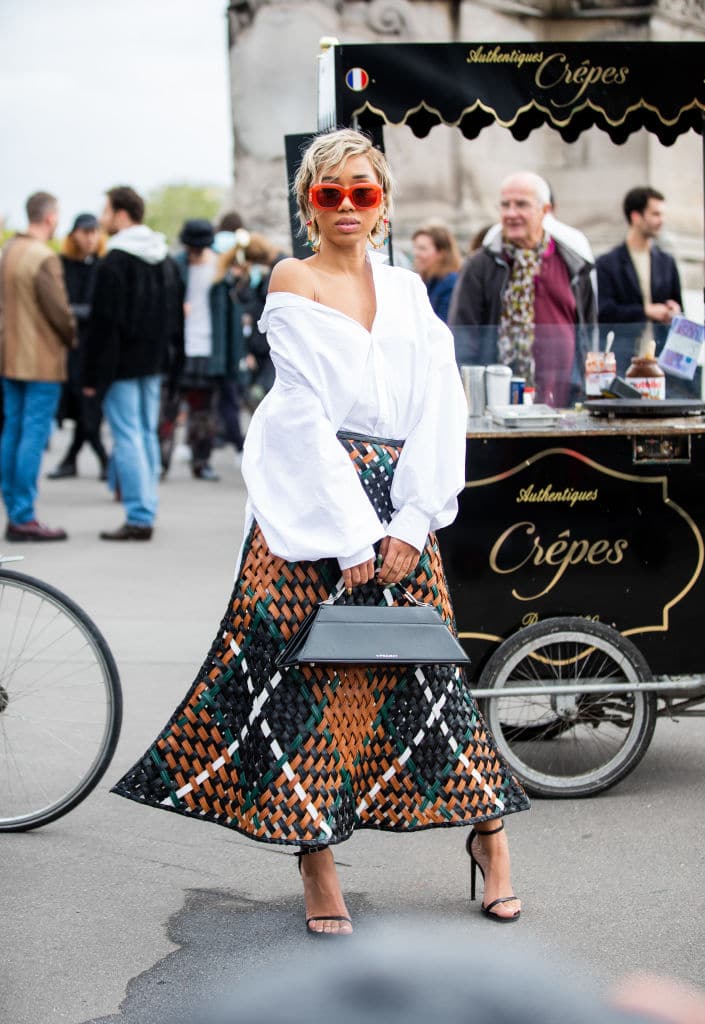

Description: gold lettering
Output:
[516,482,599,505]
[534,52,630,108]
[489,521,536,574]
[607,538,628,565]
[545,529,570,566]
[567,538,590,564]
[569,61,590,86]
[467,45,544,66]
[587,540,610,565]
[536,52,566,90]
[489,521,630,600]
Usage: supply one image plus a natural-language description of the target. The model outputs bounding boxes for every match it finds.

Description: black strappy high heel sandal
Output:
[297,847,353,937]
[466,822,521,923]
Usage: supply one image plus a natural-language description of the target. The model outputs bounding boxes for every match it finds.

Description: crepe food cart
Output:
[310,40,705,797]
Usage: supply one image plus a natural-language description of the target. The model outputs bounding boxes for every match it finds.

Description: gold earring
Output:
[306,219,320,254]
[367,214,389,250]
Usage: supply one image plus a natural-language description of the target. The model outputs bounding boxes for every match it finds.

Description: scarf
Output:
[497,233,552,384]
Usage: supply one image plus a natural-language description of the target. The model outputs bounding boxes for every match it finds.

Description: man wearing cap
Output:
[171,218,222,481]
[83,185,183,540]
[0,191,75,541]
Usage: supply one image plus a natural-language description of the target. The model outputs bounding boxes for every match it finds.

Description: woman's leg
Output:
[80,393,109,470]
[298,847,353,935]
[469,820,521,919]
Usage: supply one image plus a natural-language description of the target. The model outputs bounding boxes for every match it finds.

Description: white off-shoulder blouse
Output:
[241,256,468,571]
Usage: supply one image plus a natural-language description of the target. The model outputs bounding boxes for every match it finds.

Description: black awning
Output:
[333,42,705,145]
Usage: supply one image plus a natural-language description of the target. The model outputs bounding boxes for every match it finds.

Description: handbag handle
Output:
[322,580,423,608]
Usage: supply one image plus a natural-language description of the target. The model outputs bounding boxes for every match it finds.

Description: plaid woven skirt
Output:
[112,433,529,846]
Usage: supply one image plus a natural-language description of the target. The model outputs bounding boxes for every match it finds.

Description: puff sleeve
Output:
[241,296,385,568]
[387,284,468,553]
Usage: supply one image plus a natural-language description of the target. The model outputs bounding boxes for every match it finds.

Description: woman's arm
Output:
[385,279,468,563]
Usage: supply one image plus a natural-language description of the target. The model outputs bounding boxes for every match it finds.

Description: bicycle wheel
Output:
[479,617,656,798]
[0,569,122,830]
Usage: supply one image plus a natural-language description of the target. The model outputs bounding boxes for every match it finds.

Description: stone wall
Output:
[226,0,704,297]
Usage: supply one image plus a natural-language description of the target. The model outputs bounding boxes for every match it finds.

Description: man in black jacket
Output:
[596,186,683,378]
[83,186,183,540]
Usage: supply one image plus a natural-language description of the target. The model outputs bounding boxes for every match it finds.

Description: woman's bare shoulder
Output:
[268,257,316,299]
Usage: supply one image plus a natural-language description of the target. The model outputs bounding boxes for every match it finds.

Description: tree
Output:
[145,183,225,245]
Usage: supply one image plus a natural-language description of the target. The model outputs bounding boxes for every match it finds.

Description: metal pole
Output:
[470,676,705,699]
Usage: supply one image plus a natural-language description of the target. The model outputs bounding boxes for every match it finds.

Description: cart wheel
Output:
[478,617,656,798]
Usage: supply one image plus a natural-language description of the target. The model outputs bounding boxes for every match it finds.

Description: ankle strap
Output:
[476,822,504,836]
[298,844,329,857]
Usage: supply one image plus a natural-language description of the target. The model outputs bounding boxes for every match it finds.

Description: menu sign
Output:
[442,444,703,649]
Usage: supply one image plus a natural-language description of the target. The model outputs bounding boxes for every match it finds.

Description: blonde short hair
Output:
[293,128,395,239]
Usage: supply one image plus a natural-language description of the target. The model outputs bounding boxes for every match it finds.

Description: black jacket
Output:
[596,242,682,325]
[448,237,596,372]
[83,249,184,392]
[596,242,684,381]
[61,254,99,336]
[596,241,683,363]
[60,254,99,397]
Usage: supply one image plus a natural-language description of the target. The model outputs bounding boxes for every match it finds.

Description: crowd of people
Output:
[0,188,282,542]
[0,169,686,543]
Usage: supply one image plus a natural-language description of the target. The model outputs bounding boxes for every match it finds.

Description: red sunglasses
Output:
[308,182,383,211]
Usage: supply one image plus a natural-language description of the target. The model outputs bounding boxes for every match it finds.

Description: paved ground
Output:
[3,427,705,1024]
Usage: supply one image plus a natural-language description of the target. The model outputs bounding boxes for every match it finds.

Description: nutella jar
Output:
[626,340,666,400]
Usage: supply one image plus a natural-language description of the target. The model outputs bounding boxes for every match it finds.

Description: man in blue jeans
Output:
[0,191,76,541]
[83,186,183,540]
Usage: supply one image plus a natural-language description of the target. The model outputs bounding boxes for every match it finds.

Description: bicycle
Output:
[0,555,122,831]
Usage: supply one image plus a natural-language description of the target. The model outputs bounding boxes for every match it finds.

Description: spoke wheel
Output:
[479,617,656,798]
[0,570,122,830]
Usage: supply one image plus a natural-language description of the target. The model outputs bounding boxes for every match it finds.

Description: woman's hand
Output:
[376,536,420,586]
[342,558,376,593]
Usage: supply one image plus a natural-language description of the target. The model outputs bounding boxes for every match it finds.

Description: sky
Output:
[0,0,233,234]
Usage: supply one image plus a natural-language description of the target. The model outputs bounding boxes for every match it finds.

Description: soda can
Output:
[510,377,525,405]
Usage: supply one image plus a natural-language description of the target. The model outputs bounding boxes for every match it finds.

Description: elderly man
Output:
[448,172,596,408]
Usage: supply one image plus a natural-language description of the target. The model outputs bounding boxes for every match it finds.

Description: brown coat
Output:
[0,234,76,382]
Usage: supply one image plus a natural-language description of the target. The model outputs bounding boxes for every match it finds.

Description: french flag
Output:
[345,67,370,92]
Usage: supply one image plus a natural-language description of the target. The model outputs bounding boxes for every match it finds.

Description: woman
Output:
[412,223,462,323]
[113,129,528,935]
[48,213,109,479]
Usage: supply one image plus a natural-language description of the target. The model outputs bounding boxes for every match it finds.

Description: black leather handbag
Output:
[275,588,470,668]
